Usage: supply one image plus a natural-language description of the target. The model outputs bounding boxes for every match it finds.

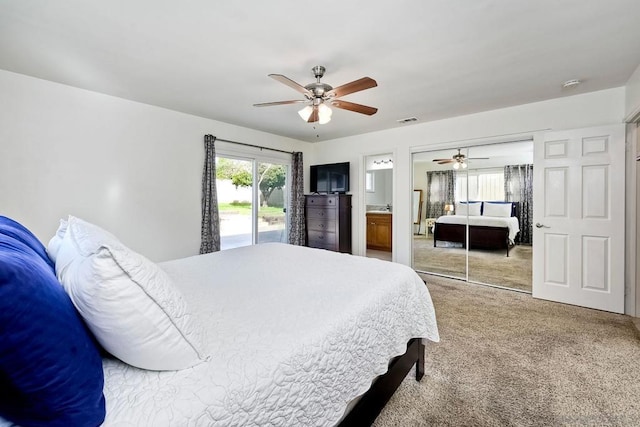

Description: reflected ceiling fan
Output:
[253,65,378,124]
[433,149,489,169]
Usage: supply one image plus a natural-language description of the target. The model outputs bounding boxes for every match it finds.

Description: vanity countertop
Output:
[366,211,392,214]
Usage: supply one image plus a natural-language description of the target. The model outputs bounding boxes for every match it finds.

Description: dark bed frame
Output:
[432,202,518,257]
[337,338,425,427]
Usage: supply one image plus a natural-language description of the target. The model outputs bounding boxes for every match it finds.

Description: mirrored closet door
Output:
[412,148,467,281]
[412,140,533,292]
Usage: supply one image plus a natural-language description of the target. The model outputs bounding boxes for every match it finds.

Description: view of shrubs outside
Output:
[215,157,287,248]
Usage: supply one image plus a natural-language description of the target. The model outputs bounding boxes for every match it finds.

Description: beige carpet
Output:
[373,275,640,427]
[413,234,532,292]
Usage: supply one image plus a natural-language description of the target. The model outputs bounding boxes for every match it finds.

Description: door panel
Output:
[533,124,625,313]
[257,161,288,244]
[544,233,568,285]
[544,167,568,217]
[217,156,253,250]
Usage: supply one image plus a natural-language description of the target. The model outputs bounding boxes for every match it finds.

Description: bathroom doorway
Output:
[365,153,394,261]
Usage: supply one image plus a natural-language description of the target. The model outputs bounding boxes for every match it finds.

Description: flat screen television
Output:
[310,162,350,194]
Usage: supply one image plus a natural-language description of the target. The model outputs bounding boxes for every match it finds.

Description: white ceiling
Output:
[2,1,640,143]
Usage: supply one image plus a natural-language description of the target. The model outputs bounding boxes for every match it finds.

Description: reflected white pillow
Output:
[56,216,207,371]
[455,202,481,216]
[483,202,512,217]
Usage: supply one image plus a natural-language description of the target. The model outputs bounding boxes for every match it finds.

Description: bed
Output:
[433,201,520,256]
[0,215,439,427]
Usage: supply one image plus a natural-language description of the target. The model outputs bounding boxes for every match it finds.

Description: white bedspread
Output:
[101,243,439,426]
[436,214,520,242]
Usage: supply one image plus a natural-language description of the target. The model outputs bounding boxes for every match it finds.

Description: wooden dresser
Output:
[305,194,352,253]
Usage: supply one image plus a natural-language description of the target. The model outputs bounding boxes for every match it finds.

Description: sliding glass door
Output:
[256,161,287,244]
[216,156,289,250]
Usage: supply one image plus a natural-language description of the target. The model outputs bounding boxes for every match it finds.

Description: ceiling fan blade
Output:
[253,100,308,107]
[307,107,319,123]
[330,100,378,116]
[467,157,490,160]
[268,74,312,97]
[327,77,377,98]
[433,159,454,164]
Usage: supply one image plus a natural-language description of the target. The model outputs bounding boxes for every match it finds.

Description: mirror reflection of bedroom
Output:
[412,140,533,292]
[365,154,393,262]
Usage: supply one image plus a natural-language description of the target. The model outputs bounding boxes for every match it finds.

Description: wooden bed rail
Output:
[337,338,425,427]
[433,223,512,256]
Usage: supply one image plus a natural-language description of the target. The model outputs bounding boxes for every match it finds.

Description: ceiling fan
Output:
[253,65,378,125]
[433,149,489,169]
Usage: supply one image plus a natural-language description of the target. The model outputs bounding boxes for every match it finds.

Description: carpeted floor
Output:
[372,274,640,427]
[413,234,532,292]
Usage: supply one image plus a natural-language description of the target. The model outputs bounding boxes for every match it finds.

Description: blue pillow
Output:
[0,235,105,426]
[0,216,54,272]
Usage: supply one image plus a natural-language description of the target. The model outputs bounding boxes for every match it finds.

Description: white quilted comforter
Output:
[101,243,439,426]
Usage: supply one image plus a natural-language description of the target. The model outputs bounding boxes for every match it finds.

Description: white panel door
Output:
[532,124,625,313]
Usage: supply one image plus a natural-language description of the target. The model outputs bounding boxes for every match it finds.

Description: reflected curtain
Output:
[288,152,306,245]
[504,164,533,244]
[426,170,455,218]
[200,135,221,253]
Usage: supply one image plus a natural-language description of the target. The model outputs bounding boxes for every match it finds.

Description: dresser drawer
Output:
[306,195,338,207]
[306,207,337,220]
[307,218,336,233]
[307,230,336,249]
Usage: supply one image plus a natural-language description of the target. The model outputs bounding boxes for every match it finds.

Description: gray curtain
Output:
[199,135,221,253]
[504,164,533,244]
[426,170,455,218]
[288,151,306,245]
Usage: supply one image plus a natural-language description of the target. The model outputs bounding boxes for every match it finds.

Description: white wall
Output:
[626,64,640,122]
[0,70,307,261]
[307,87,626,265]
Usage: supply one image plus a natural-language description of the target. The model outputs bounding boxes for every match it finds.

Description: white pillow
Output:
[46,218,68,263]
[56,216,207,371]
[483,202,513,217]
[455,202,481,216]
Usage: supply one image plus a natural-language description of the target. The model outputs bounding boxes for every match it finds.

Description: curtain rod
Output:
[209,135,294,155]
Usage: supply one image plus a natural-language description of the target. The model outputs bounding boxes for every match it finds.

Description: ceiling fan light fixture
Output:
[318,103,332,125]
[256,66,377,125]
[453,162,460,170]
[298,105,314,121]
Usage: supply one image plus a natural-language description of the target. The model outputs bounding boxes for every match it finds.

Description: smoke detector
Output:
[562,79,581,88]
[397,117,418,124]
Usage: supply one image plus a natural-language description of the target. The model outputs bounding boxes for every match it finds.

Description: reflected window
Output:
[365,172,375,192]
[455,169,504,201]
